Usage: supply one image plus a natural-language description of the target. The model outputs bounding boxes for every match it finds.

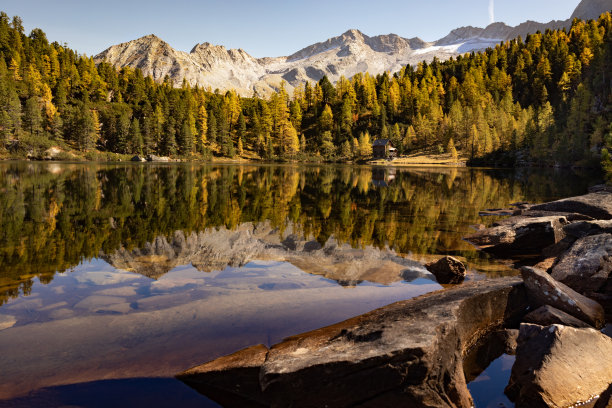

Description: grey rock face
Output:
[530,192,612,220]
[523,305,591,328]
[571,0,612,20]
[520,266,605,328]
[94,0,611,96]
[465,216,568,257]
[563,220,612,239]
[178,278,528,408]
[551,234,612,295]
[506,323,612,408]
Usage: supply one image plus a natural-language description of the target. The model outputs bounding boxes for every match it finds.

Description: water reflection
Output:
[0,162,601,404]
[0,258,441,399]
[0,162,598,305]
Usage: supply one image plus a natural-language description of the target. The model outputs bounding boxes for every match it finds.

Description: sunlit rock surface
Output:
[507,323,612,408]
[178,278,528,408]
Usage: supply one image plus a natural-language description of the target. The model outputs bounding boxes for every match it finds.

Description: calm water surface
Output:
[0,162,602,407]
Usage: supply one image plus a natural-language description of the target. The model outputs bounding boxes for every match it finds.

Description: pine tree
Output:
[197,103,208,152]
[447,137,458,161]
[237,137,243,156]
[129,118,143,155]
[320,131,335,159]
[358,131,373,158]
[23,97,43,136]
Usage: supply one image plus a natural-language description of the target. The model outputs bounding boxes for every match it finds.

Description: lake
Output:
[0,162,602,407]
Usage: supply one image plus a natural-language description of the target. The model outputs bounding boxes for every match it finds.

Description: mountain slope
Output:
[94,0,612,95]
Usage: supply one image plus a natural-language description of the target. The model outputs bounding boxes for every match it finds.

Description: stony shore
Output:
[176,186,612,407]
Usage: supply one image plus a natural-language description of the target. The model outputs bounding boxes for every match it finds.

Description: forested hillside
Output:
[0,11,611,174]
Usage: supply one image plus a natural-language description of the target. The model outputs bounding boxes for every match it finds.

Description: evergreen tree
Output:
[129,117,143,155]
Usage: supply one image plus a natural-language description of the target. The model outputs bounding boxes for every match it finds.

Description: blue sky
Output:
[2,0,580,57]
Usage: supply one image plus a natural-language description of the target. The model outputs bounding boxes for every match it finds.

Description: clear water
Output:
[0,162,602,406]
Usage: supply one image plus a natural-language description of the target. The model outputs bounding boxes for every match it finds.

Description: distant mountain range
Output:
[94,0,612,96]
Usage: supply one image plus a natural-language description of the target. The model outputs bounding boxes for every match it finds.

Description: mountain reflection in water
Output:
[0,162,601,404]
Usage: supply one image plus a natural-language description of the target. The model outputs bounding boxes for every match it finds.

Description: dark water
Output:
[0,162,602,407]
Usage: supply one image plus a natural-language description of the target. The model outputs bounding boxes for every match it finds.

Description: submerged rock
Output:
[520,266,605,328]
[523,305,591,328]
[551,234,612,296]
[506,323,612,408]
[425,256,466,284]
[530,191,612,220]
[178,278,528,408]
[465,216,567,256]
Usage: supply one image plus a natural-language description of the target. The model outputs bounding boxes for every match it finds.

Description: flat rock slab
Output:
[521,267,605,328]
[178,278,528,408]
[563,220,612,238]
[518,209,594,221]
[523,305,591,328]
[551,233,612,296]
[465,216,567,257]
[530,192,612,220]
[507,323,612,408]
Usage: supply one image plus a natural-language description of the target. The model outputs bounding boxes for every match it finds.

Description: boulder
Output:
[178,278,528,408]
[465,216,568,257]
[595,383,612,408]
[551,234,612,295]
[520,266,605,328]
[146,154,171,162]
[563,220,612,239]
[131,155,146,162]
[530,192,612,220]
[506,323,612,408]
[523,305,591,328]
[425,256,466,284]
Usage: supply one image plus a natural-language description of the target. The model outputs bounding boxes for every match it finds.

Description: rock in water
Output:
[523,305,591,328]
[530,192,612,220]
[465,216,567,256]
[178,278,528,408]
[425,256,466,284]
[551,233,612,295]
[506,323,612,408]
[520,266,605,328]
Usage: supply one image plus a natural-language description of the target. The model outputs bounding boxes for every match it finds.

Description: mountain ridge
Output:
[94,0,612,95]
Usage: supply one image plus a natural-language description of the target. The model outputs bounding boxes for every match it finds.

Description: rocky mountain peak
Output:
[94,0,612,97]
[571,0,612,20]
